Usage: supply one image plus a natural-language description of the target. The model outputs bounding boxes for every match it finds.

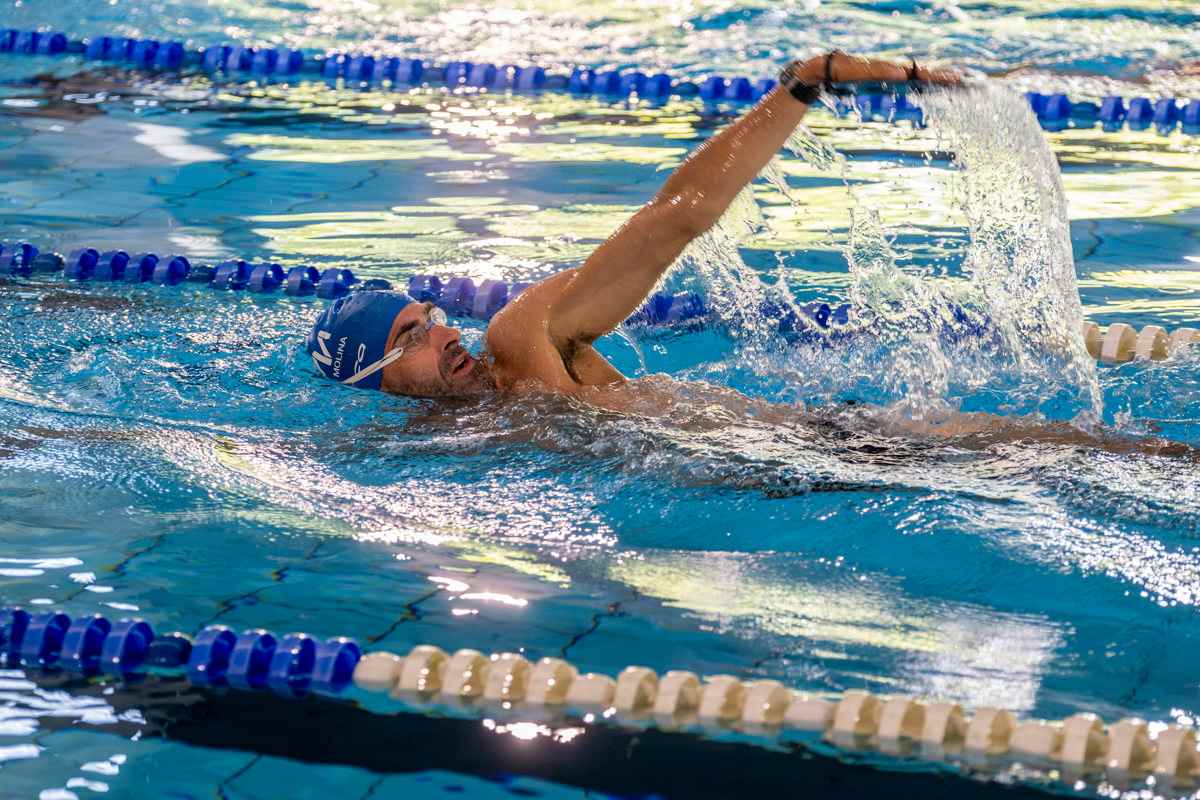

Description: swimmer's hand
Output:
[791,51,964,89]
[908,63,964,87]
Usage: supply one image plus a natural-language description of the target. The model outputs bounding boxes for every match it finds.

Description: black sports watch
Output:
[777,59,820,104]
[778,50,846,104]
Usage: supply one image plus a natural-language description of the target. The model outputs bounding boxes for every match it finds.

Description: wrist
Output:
[793,56,825,85]
[778,58,821,104]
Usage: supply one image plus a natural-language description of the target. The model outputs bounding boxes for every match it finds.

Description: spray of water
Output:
[677,183,781,345]
[921,84,1102,417]
[684,83,1102,422]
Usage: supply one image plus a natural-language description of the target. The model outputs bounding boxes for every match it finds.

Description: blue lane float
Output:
[227,629,278,690]
[148,632,193,668]
[212,259,251,290]
[61,615,111,672]
[0,27,1196,136]
[101,618,154,675]
[269,634,318,696]
[1,241,39,276]
[187,626,236,684]
[0,607,363,697]
[19,612,70,667]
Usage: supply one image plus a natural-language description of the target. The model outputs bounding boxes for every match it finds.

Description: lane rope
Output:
[0,239,711,330]
[3,606,1197,791]
[1,28,1197,136]
[1083,320,1200,364]
[4,239,1197,361]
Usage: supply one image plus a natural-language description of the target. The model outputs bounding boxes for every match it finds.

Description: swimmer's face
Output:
[379,302,493,398]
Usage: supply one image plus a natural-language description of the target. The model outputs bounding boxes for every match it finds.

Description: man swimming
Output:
[306,51,960,401]
[303,53,1196,460]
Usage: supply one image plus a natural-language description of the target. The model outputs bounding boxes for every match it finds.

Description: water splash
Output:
[692,84,1102,422]
[677,183,779,344]
[921,83,1102,419]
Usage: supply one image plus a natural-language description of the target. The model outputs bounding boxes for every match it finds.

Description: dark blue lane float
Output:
[1,607,360,694]
[1,27,1196,136]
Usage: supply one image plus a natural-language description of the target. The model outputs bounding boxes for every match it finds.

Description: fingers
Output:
[916,65,964,86]
[811,51,964,87]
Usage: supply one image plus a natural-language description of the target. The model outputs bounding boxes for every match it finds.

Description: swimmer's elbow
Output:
[652,188,723,241]
[674,212,719,241]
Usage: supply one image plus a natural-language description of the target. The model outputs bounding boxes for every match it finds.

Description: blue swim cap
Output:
[306,291,413,390]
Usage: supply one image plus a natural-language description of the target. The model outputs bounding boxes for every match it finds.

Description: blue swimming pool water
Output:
[1,1,1199,798]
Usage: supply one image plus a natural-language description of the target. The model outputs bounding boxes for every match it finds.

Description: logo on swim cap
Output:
[305,291,413,390]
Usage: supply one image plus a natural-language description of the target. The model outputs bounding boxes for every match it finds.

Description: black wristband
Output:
[823,50,843,91]
[906,57,920,82]
[906,56,927,94]
[778,60,819,104]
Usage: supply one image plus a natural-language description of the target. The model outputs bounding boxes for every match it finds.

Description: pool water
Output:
[1,1,1200,798]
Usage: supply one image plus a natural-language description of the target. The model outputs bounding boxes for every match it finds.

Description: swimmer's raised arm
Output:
[542,53,960,347]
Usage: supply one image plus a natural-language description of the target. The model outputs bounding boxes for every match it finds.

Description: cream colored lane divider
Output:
[353,647,1200,790]
[1082,321,1199,365]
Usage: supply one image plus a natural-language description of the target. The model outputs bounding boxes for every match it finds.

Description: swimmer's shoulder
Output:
[486,269,590,395]
[486,269,577,359]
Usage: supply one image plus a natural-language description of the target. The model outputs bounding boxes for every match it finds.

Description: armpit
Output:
[564,342,626,386]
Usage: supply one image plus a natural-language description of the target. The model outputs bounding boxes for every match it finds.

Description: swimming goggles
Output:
[343,304,449,386]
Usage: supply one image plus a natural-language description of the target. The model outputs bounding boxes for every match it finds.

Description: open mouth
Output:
[445,347,473,379]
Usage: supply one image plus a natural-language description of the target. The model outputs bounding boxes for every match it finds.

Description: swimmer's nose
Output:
[433,324,460,352]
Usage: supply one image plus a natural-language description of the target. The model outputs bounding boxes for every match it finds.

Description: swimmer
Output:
[305,52,1196,460]
[308,51,959,400]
